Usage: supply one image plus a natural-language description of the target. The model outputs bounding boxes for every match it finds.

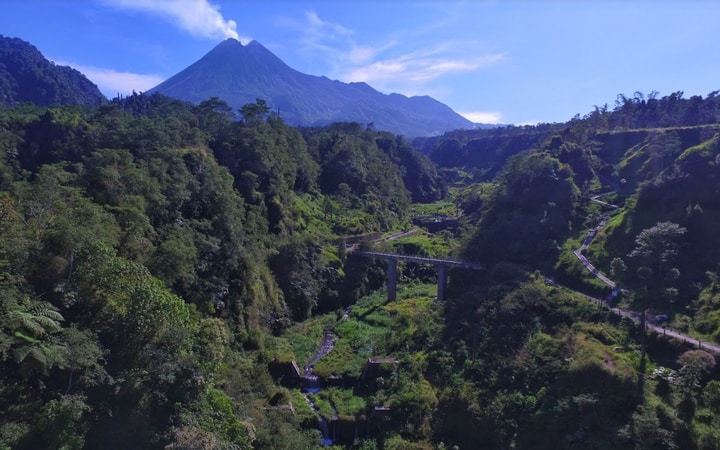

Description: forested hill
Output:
[414,90,720,176]
[4,88,720,449]
[426,90,720,448]
[0,93,448,448]
[0,35,106,107]
[428,90,720,282]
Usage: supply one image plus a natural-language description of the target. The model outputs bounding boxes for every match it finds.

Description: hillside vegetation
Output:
[0,35,106,107]
[1,90,720,449]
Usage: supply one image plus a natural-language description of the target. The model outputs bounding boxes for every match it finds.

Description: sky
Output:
[1,0,719,125]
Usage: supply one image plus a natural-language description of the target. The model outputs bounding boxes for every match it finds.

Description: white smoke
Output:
[103,0,247,41]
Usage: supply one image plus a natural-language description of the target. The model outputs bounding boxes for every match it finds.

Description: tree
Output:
[629,221,686,372]
[32,395,91,450]
[629,221,687,276]
[240,98,270,124]
[676,350,715,396]
[271,238,324,321]
[1,288,67,378]
[610,257,627,281]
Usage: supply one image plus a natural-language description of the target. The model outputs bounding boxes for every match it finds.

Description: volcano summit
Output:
[149,39,473,137]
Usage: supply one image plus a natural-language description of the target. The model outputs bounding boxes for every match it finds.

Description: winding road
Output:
[570,193,720,354]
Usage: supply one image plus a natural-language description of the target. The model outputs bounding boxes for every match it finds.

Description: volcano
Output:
[148,39,473,137]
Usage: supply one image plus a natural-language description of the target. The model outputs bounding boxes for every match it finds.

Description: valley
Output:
[2,31,720,448]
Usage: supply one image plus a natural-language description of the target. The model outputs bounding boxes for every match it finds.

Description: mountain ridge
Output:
[0,34,106,107]
[149,38,473,137]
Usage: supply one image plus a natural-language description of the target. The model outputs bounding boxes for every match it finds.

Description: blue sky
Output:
[1,0,719,125]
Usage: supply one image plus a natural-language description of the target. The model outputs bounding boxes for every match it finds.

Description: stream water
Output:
[302,330,338,446]
[303,393,335,446]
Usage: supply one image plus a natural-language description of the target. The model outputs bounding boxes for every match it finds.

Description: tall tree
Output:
[629,221,686,373]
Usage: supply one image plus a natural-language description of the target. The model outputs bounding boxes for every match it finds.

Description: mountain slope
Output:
[149,39,473,137]
[0,35,106,107]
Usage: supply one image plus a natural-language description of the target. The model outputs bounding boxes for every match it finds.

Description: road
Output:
[380,227,419,242]
[344,226,419,252]
[568,193,720,354]
[572,194,616,288]
[568,287,720,354]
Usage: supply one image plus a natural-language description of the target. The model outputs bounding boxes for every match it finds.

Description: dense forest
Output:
[2,89,720,449]
[0,35,106,107]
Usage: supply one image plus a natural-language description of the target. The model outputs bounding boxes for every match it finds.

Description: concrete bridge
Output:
[354,250,483,301]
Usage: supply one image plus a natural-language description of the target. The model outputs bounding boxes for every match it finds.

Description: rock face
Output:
[0,35,106,107]
[149,38,473,137]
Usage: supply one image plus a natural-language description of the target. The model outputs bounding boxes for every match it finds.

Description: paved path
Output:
[380,227,419,242]
[345,226,419,252]
[572,194,617,288]
[567,287,720,354]
[568,192,720,354]
[573,247,616,288]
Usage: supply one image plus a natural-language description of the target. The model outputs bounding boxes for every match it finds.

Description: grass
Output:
[386,229,459,258]
[265,319,327,364]
[321,244,343,270]
[314,337,371,378]
[263,335,296,363]
[314,305,391,378]
[677,133,719,162]
[291,193,334,237]
[289,389,316,422]
[381,294,436,338]
[569,329,637,379]
[307,391,335,420]
[314,387,367,417]
[310,284,439,378]
[409,200,458,218]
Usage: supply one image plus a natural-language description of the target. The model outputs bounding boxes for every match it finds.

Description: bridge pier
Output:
[387,259,397,301]
[355,250,482,302]
[437,265,448,301]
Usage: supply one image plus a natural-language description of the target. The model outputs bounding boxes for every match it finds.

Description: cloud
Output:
[277,11,506,102]
[59,61,165,96]
[340,52,505,89]
[305,11,353,39]
[347,43,396,65]
[458,111,503,124]
[102,0,248,42]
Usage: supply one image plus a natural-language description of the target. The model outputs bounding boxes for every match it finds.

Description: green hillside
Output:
[2,90,720,449]
[0,35,106,107]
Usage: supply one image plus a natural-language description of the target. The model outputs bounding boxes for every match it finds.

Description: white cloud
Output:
[59,61,165,96]
[347,47,375,65]
[102,0,248,42]
[340,53,505,89]
[305,11,353,38]
[278,11,506,101]
[458,111,503,124]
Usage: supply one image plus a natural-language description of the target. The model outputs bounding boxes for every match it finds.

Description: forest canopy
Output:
[3,90,720,449]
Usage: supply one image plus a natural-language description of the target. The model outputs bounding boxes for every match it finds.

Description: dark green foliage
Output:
[271,237,324,321]
[0,35,106,107]
[3,86,720,449]
[0,96,445,448]
[210,102,319,233]
[304,123,412,232]
[375,131,447,202]
[461,151,580,271]
[29,395,91,450]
